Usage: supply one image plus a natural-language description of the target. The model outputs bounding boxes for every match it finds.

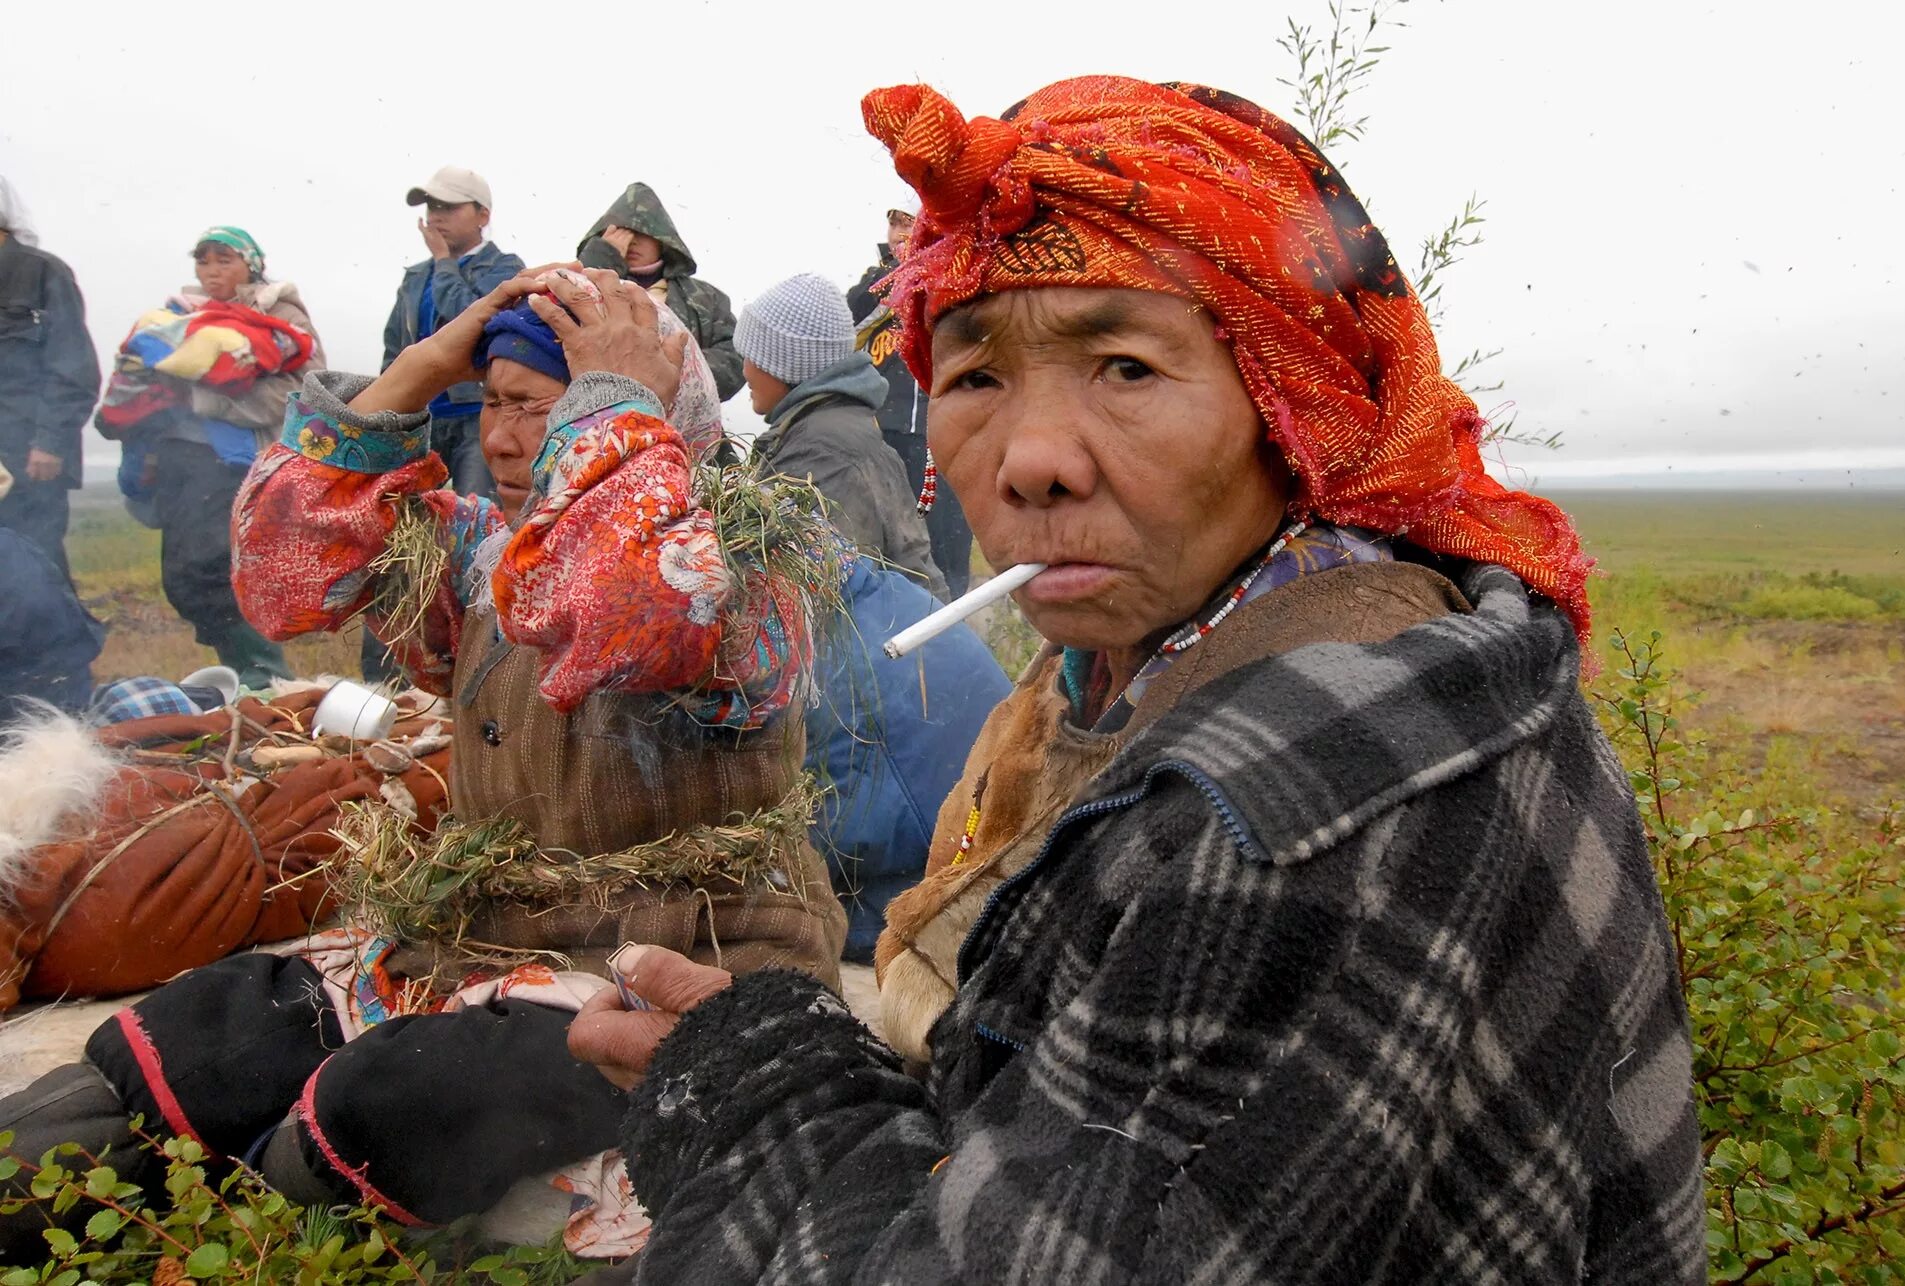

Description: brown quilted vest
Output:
[431,607,845,988]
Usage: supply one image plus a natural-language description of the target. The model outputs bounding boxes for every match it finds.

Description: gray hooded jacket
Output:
[577,183,742,401]
[752,353,946,599]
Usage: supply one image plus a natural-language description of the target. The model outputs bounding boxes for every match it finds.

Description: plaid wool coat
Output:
[620,564,1706,1284]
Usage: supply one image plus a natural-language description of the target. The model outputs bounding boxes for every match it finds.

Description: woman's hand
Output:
[601,226,636,264]
[529,268,689,412]
[568,945,732,1091]
[349,275,545,416]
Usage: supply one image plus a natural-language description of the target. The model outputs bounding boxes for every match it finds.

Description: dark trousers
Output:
[152,441,287,688]
[882,430,972,597]
[0,475,72,583]
[0,953,626,1257]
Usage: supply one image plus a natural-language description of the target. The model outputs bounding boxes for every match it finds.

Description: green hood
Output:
[577,182,697,277]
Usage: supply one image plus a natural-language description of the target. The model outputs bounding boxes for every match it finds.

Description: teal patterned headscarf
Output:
[192,225,266,281]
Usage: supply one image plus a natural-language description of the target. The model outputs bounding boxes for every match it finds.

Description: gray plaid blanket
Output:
[620,564,1704,1284]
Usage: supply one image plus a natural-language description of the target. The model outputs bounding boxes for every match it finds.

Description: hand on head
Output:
[601,226,636,261]
[348,265,688,420]
[529,268,689,410]
[601,226,663,271]
[568,945,732,1090]
[351,272,550,415]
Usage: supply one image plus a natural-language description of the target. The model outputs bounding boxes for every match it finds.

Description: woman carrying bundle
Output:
[0,267,845,1260]
[95,226,322,688]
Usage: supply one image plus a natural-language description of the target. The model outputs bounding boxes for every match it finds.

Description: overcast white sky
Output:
[4,0,1901,481]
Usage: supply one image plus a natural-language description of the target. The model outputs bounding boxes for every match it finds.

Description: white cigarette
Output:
[884,563,1047,659]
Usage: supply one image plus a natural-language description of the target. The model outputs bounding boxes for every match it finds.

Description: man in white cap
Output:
[369,166,526,682]
[381,165,525,495]
[739,272,945,598]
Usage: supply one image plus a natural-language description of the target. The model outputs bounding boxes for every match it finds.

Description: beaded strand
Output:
[917,448,938,515]
[1156,520,1308,654]
[950,771,989,865]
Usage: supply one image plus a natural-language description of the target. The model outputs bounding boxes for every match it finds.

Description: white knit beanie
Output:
[736,273,855,386]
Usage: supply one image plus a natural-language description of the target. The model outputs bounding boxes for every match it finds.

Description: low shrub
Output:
[1597,630,1905,1282]
[0,1130,583,1284]
[1739,584,1884,622]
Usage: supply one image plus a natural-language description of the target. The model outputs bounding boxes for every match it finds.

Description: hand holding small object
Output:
[569,944,732,1090]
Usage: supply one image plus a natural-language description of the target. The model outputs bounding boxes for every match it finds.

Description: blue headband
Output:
[477,302,570,384]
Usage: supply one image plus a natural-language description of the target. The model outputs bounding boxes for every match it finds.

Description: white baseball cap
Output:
[406,165,493,209]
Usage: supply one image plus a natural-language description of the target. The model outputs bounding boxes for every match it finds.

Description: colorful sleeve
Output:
[491,373,809,728]
[232,371,504,695]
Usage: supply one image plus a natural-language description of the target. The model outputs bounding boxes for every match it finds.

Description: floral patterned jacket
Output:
[232,359,806,731]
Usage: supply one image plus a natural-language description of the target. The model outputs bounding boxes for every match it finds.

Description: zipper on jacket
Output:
[975,1022,1025,1052]
[954,758,1257,982]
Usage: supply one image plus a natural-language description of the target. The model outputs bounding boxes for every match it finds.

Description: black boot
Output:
[0,1063,153,1262]
[214,619,290,692]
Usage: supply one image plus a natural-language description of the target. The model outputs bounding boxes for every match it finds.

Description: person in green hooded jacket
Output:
[576,182,742,401]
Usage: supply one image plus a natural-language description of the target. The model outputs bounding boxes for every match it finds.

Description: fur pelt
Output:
[0,706,119,903]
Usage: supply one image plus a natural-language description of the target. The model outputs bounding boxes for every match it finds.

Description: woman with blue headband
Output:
[0,268,845,1259]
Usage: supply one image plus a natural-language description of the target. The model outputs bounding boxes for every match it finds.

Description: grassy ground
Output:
[31,487,1905,1280]
[1557,491,1904,812]
[69,494,364,683]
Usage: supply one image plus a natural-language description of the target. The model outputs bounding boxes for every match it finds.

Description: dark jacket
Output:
[859,327,931,449]
[0,236,101,486]
[807,556,1009,961]
[620,562,1705,1284]
[850,247,925,439]
[0,527,103,721]
[576,183,742,401]
[847,245,894,326]
[753,354,946,598]
[381,241,525,408]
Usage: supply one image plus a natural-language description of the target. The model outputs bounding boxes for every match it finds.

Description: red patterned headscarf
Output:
[861,76,1591,637]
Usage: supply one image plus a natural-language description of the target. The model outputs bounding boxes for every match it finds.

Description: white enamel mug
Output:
[311,680,400,741]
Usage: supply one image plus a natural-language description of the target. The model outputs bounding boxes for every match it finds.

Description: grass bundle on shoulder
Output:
[354,496,447,654]
[698,461,849,639]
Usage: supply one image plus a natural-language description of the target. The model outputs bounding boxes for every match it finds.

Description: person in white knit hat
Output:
[739,273,946,596]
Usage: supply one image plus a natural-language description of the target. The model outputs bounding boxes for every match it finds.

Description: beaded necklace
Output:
[953,522,1310,855]
[1156,520,1308,654]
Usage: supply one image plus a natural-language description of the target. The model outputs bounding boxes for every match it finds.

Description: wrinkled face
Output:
[929,287,1288,652]
[424,199,488,255]
[480,358,565,521]
[193,243,249,300]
